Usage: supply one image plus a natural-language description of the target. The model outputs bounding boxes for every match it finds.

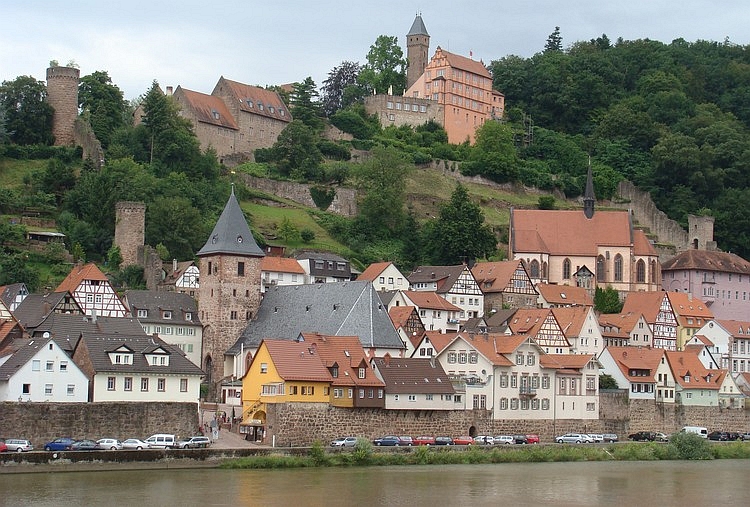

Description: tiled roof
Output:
[216,77,291,123]
[261,339,332,382]
[297,333,384,388]
[402,291,461,311]
[662,249,750,274]
[358,262,393,282]
[260,256,305,274]
[508,308,554,335]
[56,263,109,293]
[621,291,668,322]
[12,292,83,329]
[197,189,265,257]
[715,319,750,336]
[372,356,455,394]
[688,334,714,347]
[665,292,713,320]
[471,261,524,294]
[665,351,723,390]
[453,332,528,366]
[388,306,416,329]
[422,331,459,355]
[604,346,664,382]
[0,283,27,308]
[437,48,491,79]
[542,353,595,370]
[123,290,200,325]
[407,265,467,293]
[598,312,645,335]
[551,307,590,338]
[76,333,204,376]
[175,87,238,129]
[484,309,517,332]
[537,283,592,306]
[230,281,405,354]
[32,314,148,353]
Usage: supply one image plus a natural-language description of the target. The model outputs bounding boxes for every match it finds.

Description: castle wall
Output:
[364,94,442,131]
[46,66,80,147]
[73,117,105,170]
[238,174,358,217]
[114,201,146,267]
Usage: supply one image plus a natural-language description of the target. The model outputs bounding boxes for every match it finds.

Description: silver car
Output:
[97,438,123,450]
[4,439,33,452]
[555,433,593,444]
[330,436,358,447]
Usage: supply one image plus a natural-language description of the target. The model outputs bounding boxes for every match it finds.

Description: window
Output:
[163,310,172,320]
[636,260,646,283]
[511,374,518,388]
[359,389,365,399]
[67,384,75,396]
[124,377,133,391]
[469,351,478,364]
[500,397,508,410]
[448,351,457,364]
[32,360,40,371]
[22,384,30,395]
[587,403,596,411]
[597,256,606,282]
[141,378,149,391]
[45,384,53,396]
[563,258,571,279]
[60,361,68,372]
[157,378,166,392]
[516,354,524,365]
[358,367,366,379]
[541,398,550,410]
[238,262,245,276]
[527,354,535,366]
[614,254,623,282]
[542,375,550,389]
[95,294,102,304]
[458,351,467,364]
[107,377,116,391]
[510,398,519,410]
[46,361,54,372]
[499,375,508,388]
[260,363,268,374]
[530,260,540,278]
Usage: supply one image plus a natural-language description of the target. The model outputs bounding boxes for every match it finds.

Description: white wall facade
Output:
[92,372,201,403]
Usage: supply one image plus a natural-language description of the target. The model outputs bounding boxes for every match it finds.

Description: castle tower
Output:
[114,201,146,267]
[46,65,80,146]
[197,187,264,395]
[687,214,717,251]
[406,14,430,90]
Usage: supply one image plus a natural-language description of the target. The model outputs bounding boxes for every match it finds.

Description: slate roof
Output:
[661,249,750,275]
[484,309,517,332]
[76,333,204,376]
[12,292,83,329]
[31,314,147,353]
[407,265,467,293]
[536,283,593,306]
[174,87,238,129]
[0,337,59,381]
[56,263,109,293]
[371,356,454,395]
[123,290,201,325]
[229,281,405,354]
[407,14,429,36]
[0,283,27,308]
[197,188,265,257]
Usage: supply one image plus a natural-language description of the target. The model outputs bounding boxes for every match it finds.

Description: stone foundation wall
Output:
[239,175,358,216]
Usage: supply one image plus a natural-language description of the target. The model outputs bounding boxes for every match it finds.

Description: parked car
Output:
[628,431,656,442]
[726,432,743,441]
[330,437,358,447]
[70,439,99,451]
[121,438,149,450]
[96,438,123,450]
[555,433,593,444]
[413,436,436,446]
[434,436,454,445]
[602,433,619,443]
[145,434,176,449]
[3,439,33,452]
[452,436,474,445]
[398,436,414,446]
[474,435,494,445]
[493,435,515,445]
[525,434,540,444]
[511,435,529,444]
[708,431,729,441]
[0,441,6,452]
[373,436,401,446]
[176,436,211,449]
[653,432,670,442]
[44,437,75,451]
[741,432,750,441]
[588,434,604,443]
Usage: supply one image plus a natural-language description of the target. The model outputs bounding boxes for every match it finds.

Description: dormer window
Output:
[137,309,148,318]
[358,367,366,379]
[246,100,253,108]
[212,110,220,120]
[269,106,275,114]
[258,103,264,111]
[280,109,285,117]
[185,312,192,321]
[331,366,339,378]
[684,375,690,383]
[163,311,172,320]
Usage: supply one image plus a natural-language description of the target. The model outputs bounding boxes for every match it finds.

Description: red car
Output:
[413,436,436,446]
[453,436,474,445]
[525,434,540,444]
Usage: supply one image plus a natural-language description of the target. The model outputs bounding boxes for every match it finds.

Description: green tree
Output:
[145,196,208,260]
[289,77,324,130]
[270,120,323,180]
[107,245,123,270]
[594,286,623,313]
[321,61,363,116]
[423,184,497,264]
[358,35,407,95]
[598,374,618,390]
[78,70,128,147]
[277,217,301,242]
[461,121,520,183]
[0,75,54,145]
[544,26,563,53]
[0,253,41,291]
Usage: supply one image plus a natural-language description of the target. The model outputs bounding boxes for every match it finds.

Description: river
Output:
[2,460,749,506]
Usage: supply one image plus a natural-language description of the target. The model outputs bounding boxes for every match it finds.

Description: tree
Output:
[270,120,323,180]
[599,374,618,390]
[78,70,128,147]
[594,286,623,313]
[423,184,497,264]
[358,35,407,95]
[145,196,208,260]
[544,26,563,53]
[289,77,324,130]
[0,253,41,291]
[461,122,520,183]
[321,61,363,116]
[107,245,123,270]
[0,75,54,145]
[277,217,301,242]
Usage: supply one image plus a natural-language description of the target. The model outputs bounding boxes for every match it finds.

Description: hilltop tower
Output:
[406,14,430,90]
[197,187,264,395]
[687,214,717,251]
[583,160,595,219]
[114,201,146,267]
[46,65,80,146]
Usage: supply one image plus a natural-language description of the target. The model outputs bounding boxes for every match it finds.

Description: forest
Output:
[2,28,750,291]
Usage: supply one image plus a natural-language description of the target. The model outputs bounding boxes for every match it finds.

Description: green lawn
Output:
[0,158,46,187]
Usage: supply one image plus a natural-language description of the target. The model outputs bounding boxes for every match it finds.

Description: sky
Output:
[3,1,750,101]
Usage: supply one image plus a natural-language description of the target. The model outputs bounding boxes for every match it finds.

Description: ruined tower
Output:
[114,201,146,267]
[46,65,80,146]
[197,187,264,395]
[406,14,430,90]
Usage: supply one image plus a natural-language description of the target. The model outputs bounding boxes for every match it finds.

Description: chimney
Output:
[90,308,97,323]
[166,86,173,96]
[429,356,435,368]
[173,258,178,272]
[384,354,391,367]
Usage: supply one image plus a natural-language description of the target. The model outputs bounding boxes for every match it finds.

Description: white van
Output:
[681,426,708,438]
[145,434,176,448]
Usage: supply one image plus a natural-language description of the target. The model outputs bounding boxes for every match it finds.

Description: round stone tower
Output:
[406,14,430,90]
[114,201,146,267]
[46,65,80,146]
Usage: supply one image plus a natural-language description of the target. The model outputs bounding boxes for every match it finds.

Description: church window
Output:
[597,256,606,282]
[636,260,646,283]
[530,260,540,278]
[563,258,571,279]
[614,254,623,282]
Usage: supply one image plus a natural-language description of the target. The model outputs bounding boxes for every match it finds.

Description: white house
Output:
[0,338,88,402]
[358,262,409,292]
[552,306,604,356]
[693,319,750,374]
[260,256,306,293]
[56,263,128,318]
[408,265,484,320]
[599,346,675,403]
[402,290,462,333]
[370,356,457,410]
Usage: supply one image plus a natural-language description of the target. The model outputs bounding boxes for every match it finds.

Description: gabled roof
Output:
[230,281,405,354]
[0,283,27,307]
[407,14,429,36]
[296,333,384,387]
[123,290,200,325]
[665,292,713,321]
[599,312,646,335]
[662,249,750,275]
[75,333,204,376]
[508,308,554,335]
[372,356,454,394]
[432,47,491,79]
[215,77,291,123]
[31,314,148,353]
[402,291,461,311]
[197,188,265,257]
[551,306,591,338]
[407,265,468,294]
[471,261,527,294]
[260,339,332,382]
[484,309,517,332]
[162,261,197,283]
[0,338,61,380]
[260,256,305,274]
[603,346,664,382]
[537,283,593,306]
[542,353,596,371]
[388,306,417,330]
[450,332,529,366]
[56,263,109,293]
[174,86,238,129]
[621,291,669,323]
[422,331,459,355]
[358,262,396,282]
[715,319,750,337]
[665,351,723,390]
[688,334,714,347]
[12,292,83,329]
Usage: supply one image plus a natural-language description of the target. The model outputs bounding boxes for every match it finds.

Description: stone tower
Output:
[46,65,80,146]
[197,187,264,395]
[406,14,430,90]
[687,214,717,251]
[114,201,146,267]
[583,160,595,219]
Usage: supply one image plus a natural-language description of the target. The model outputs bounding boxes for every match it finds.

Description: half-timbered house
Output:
[508,308,571,354]
[621,292,678,351]
[408,265,484,320]
[471,260,537,313]
[56,263,128,318]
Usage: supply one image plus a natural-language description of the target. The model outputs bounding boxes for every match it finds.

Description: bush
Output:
[667,432,713,460]
[538,195,556,209]
[317,139,351,161]
[300,228,315,243]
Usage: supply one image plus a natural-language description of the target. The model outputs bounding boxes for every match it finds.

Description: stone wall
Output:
[239,175,358,217]
[114,201,146,267]
[0,402,199,445]
[74,117,105,170]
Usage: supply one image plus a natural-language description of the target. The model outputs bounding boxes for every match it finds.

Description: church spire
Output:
[583,156,595,219]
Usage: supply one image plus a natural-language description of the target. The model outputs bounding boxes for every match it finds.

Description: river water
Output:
[2,460,749,506]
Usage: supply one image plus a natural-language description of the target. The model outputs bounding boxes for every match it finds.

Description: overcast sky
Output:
[3,1,750,101]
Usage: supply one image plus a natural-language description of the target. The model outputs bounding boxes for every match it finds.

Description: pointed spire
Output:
[583,156,595,219]
[407,13,429,36]
[197,190,264,257]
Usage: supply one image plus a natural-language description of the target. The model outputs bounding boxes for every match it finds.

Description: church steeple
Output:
[583,157,595,219]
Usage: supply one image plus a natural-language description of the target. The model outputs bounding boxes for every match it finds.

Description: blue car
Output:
[44,437,75,451]
[373,436,401,446]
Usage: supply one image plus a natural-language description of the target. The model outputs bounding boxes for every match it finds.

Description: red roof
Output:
[261,339,332,382]
[403,291,461,311]
[665,351,723,390]
[471,261,523,293]
[604,346,664,382]
[56,263,109,293]
[537,283,593,306]
[260,256,305,274]
[175,87,238,129]
[358,262,393,282]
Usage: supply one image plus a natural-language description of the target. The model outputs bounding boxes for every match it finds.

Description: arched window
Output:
[204,356,213,385]
[650,260,657,283]
[614,254,623,282]
[542,262,548,279]
[596,256,606,282]
[563,258,571,280]
[530,260,540,278]
[636,259,646,283]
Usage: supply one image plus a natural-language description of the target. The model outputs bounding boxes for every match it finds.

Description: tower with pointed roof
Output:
[197,187,264,393]
[583,160,595,219]
[406,14,430,90]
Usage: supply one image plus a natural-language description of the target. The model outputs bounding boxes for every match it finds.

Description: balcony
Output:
[519,387,537,398]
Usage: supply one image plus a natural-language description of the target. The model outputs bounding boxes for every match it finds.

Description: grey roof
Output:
[123,290,201,326]
[229,281,405,354]
[0,338,59,381]
[376,290,399,307]
[407,14,429,36]
[197,188,264,257]
[31,314,148,353]
[407,265,467,293]
[13,292,83,329]
[0,283,27,307]
[372,357,454,395]
[484,309,518,332]
[76,333,204,376]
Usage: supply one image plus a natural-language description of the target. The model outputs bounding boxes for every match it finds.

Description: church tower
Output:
[583,160,595,219]
[406,14,430,90]
[197,187,264,395]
